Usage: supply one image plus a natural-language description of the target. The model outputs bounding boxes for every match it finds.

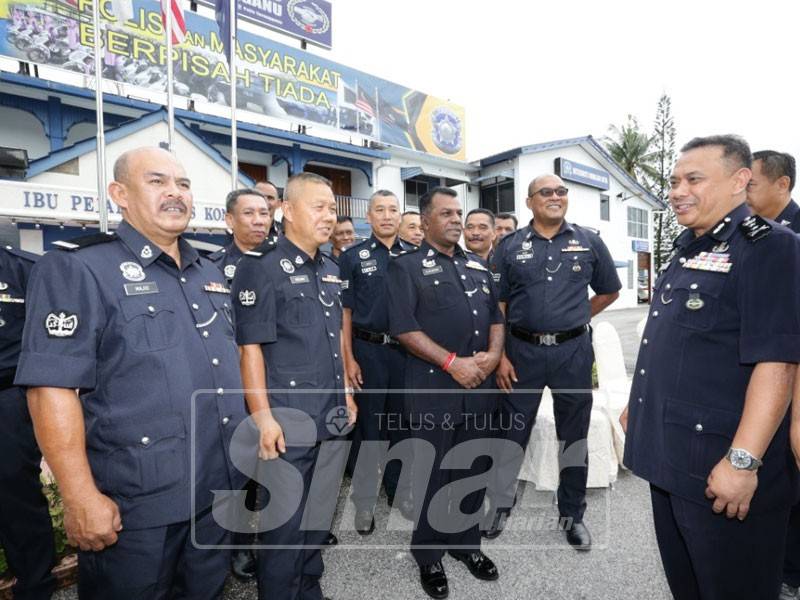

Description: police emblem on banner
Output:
[431,106,462,155]
[45,312,78,337]
[238,290,256,306]
[119,261,146,282]
[287,0,331,35]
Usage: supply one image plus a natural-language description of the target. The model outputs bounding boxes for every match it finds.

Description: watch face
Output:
[730,449,752,469]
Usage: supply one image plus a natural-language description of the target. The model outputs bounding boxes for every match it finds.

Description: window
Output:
[480,180,515,214]
[627,206,648,239]
[600,194,610,221]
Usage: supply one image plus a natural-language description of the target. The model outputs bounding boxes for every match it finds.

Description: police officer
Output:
[493,213,518,248]
[486,174,620,547]
[329,215,355,261]
[208,188,271,285]
[398,210,424,247]
[255,180,283,238]
[0,245,56,599]
[339,189,414,533]
[15,147,249,599]
[745,149,800,600]
[387,186,503,600]
[232,172,356,600]
[464,208,496,263]
[621,135,800,599]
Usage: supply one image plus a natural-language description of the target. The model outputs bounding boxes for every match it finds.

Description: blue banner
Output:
[554,157,610,190]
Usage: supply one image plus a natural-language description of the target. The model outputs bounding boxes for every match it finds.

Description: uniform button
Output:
[638,397,643,403]
[334,353,339,358]
[321,291,326,296]
[548,240,552,244]
[211,358,220,366]
[336,375,341,380]
[474,330,479,335]
[192,303,199,310]
[429,369,434,374]
[289,380,296,387]
[329,332,335,338]
[640,369,646,376]
[653,311,659,317]
[216,387,224,395]
[643,338,648,345]
[724,217,731,223]
[147,305,155,313]
[454,261,459,265]
[180,277,187,284]
[202,331,209,338]
[223,302,228,308]
[679,257,686,264]
[690,283,698,290]
[665,283,671,290]
[300,292,305,297]
[141,436,150,446]
[695,423,703,432]
[461,275,466,280]
[325,311,330,317]
[473,309,478,315]
[547,256,552,261]
[222,417,230,425]
[547,276,552,281]
[434,280,440,285]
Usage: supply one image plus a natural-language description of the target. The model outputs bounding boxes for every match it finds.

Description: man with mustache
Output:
[464,208,497,262]
[486,174,620,547]
[387,186,504,599]
[232,172,356,600]
[622,135,800,599]
[209,188,272,285]
[15,146,248,598]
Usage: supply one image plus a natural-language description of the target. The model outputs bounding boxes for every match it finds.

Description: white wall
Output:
[0,106,50,159]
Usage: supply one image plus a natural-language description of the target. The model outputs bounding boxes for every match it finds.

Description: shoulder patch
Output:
[739,214,772,242]
[246,238,279,258]
[53,232,117,251]
[2,245,40,263]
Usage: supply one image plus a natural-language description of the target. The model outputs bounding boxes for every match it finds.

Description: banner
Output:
[217,0,332,50]
[0,0,466,159]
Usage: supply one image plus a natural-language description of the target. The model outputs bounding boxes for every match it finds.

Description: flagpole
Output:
[374,86,380,140]
[92,0,108,233]
[166,0,175,151]
[229,0,237,189]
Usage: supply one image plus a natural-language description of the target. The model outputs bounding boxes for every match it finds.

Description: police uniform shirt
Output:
[386,241,503,422]
[208,240,244,283]
[624,203,800,513]
[492,221,621,332]
[0,246,37,387]
[776,199,800,233]
[231,235,345,438]
[14,221,247,529]
[339,234,410,334]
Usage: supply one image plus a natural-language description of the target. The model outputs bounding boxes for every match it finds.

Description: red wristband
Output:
[442,352,457,372]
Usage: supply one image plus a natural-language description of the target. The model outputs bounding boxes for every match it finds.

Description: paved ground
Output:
[55,304,669,600]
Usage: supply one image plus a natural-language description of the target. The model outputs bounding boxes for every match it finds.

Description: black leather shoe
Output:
[324,532,338,546]
[448,550,499,581]
[355,510,375,535]
[565,521,592,551]
[419,561,448,599]
[481,510,508,540]
[231,549,256,580]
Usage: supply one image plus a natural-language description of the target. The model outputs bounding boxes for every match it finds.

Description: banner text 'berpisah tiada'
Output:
[0,0,466,159]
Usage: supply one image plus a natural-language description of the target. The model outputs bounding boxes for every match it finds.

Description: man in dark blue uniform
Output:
[339,189,415,533]
[622,135,800,599]
[398,210,424,247]
[486,174,621,547]
[0,245,56,600]
[387,186,504,599]
[15,147,249,599]
[745,149,800,600]
[208,188,271,284]
[232,172,356,600]
[255,180,283,238]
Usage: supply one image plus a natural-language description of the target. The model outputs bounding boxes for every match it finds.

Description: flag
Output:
[214,0,235,64]
[109,0,133,23]
[355,84,376,117]
[161,0,187,44]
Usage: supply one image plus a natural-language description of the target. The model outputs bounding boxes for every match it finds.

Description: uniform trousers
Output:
[650,484,789,600]
[784,501,800,588]
[0,385,56,600]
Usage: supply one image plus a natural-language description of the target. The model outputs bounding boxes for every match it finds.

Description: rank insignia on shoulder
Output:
[739,214,772,242]
[465,260,488,271]
[204,282,230,294]
[245,250,263,257]
[45,311,78,337]
[53,232,116,251]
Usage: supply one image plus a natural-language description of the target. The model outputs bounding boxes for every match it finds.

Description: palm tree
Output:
[604,115,660,187]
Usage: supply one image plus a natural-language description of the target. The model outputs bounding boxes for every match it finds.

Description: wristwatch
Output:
[726,447,763,471]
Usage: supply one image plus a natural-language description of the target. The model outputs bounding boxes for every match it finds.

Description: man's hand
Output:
[252,411,286,460]
[345,358,364,391]
[705,458,758,521]
[346,392,358,426]
[63,490,122,552]
[619,404,629,434]
[473,351,502,379]
[448,357,484,389]
[495,353,518,393]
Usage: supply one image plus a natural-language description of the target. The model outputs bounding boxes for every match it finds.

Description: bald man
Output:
[16,147,249,598]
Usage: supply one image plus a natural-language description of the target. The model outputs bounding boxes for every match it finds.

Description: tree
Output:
[603,115,660,184]
[649,94,682,272]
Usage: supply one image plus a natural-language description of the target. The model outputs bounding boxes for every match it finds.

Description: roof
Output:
[478,135,664,208]
[26,108,255,183]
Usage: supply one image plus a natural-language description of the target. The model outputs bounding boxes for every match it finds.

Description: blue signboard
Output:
[632,240,650,252]
[554,157,610,190]
[232,0,332,49]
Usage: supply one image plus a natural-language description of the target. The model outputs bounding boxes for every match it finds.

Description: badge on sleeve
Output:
[45,311,79,337]
[140,245,153,259]
[120,261,146,282]
[224,264,236,279]
[238,290,256,306]
[280,259,295,274]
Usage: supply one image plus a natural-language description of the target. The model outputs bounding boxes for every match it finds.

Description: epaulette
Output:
[576,224,600,235]
[206,247,226,260]
[739,214,772,242]
[53,232,117,251]
[2,245,40,262]
[245,237,278,258]
[397,245,419,255]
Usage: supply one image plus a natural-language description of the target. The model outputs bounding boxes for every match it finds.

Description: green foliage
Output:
[650,94,683,271]
[603,115,660,184]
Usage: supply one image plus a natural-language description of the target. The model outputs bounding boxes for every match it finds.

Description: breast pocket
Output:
[669,275,726,331]
[420,279,460,311]
[566,254,594,282]
[280,284,319,328]
[208,292,234,335]
[119,296,179,352]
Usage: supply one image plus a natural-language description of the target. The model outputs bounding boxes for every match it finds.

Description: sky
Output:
[302,0,800,163]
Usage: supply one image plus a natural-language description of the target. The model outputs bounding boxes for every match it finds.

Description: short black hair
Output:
[419,186,457,215]
[255,179,278,190]
[402,210,420,217]
[496,212,518,228]
[336,215,353,225]
[753,150,796,191]
[681,135,752,171]
[466,207,495,225]
[225,188,266,213]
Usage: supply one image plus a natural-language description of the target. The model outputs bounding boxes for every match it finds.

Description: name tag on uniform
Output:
[321,274,341,284]
[124,282,159,296]
[516,253,533,261]
[0,294,24,304]
[290,275,310,284]
[423,266,443,276]
[562,246,590,252]
[204,282,230,294]
[492,272,501,282]
[465,260,487,271]
[360,259,377,268]
[362,266,378,274]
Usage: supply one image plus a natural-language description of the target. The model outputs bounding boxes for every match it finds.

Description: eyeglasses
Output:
[531,186,569,198]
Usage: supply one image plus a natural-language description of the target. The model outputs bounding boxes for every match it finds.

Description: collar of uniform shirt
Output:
[278,234,324,265]
[675,202,749,249]
[115,219,200,269]
[526,219,574,240]
[368,232,404,252]
[776,198,800,224]
[419,239,468,259]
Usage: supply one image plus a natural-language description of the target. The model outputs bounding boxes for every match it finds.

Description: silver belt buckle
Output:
[540,333,558,346]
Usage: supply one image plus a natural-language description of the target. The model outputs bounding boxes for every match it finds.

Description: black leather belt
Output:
[353,327,400,346]
[509,324,588,346]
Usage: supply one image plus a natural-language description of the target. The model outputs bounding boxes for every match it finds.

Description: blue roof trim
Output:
[27,108,254,186]
[400,166,423,180]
